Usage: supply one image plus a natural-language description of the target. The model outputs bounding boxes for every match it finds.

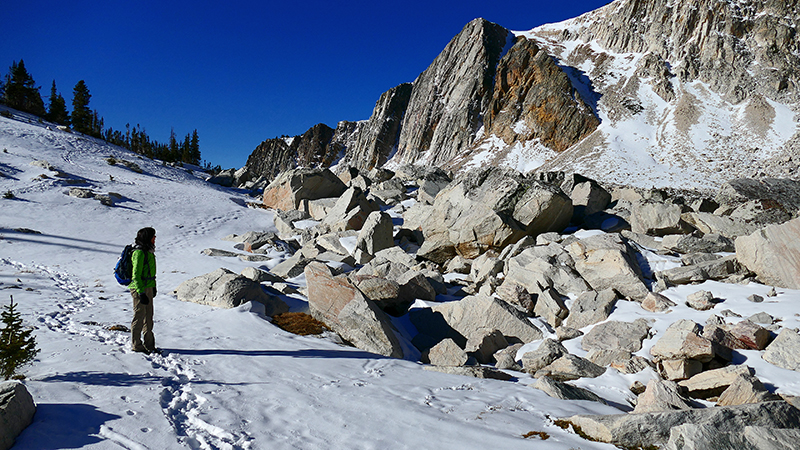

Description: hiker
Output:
[129,227,158,354]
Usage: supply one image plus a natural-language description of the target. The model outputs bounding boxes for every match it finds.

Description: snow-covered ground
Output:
[2,112,800,449]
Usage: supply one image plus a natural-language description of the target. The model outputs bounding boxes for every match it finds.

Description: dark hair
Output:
[134,227,156,251]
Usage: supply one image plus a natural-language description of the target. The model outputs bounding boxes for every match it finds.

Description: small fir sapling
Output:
[0,295,40,380]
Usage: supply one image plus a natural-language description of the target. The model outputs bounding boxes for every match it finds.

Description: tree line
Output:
[0,59,202,166]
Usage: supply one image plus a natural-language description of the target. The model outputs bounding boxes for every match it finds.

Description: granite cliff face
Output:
[242,0,800,191]
[243,123,348,182]
[392,19,510,167]
[341,83,413,171]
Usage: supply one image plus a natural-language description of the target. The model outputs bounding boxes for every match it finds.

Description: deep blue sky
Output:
[2,1,610,169]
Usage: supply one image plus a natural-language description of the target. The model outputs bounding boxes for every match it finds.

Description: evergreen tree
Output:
[71,80,92,134]
[189,129,201,165]
[168,127,179,162]
[91,109,104,138]
[45,80,70,125]
[1,59,46,116]
[0,296,40,380]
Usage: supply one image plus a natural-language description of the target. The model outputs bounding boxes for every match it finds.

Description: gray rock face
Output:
[417,167,572,263]
[564,289,618,330]
[243,123,344,183]
[630,200,688,236]
[681,212,763,240]
[304,262,403,358]
[565,401,800,449]
[174,268,289,316]
[686,290,716,311]
[535,354,606,381]
[521,338,568,374]
[478,36,599,154]
[678,365,754,399]
[634,379,694,414]
[641,292,677,313]
[650,319,715,363]
[343,83,413,171]
[661,233,735,254]
[464,328,508,364]
[393,19,510,167]
[355,211,394,256]
[504,245,590,297]
[570,180,611,220]
[526,0,800,186]
[665,424,800,450]
[533,376,607,404]
[567,233,649,301]
[581,319,651,353]
[0,381,36,450]
[262,168,347,212]
[717,373,782,407]
[427,338,469,367]
[533,287,569,328]
[718,178,800,216]
[431,293,543,345]
[763,328,800,371]
[736,217,800,289]
[730,319,772,350]
[657,256,739,286]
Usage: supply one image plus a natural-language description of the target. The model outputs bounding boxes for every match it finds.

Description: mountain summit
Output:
[240,0,800,191]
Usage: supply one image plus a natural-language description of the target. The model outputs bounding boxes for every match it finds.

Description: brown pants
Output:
[131,287,155,351]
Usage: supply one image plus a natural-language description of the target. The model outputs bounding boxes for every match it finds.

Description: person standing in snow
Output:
[129,227,158,354]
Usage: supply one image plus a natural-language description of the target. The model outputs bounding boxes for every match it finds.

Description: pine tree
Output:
[0,296,40,380]
[45,80,70,125]
[1,60,46,116]
[71,80,92,134]
[188,129,200,165]
[91,109,104,138]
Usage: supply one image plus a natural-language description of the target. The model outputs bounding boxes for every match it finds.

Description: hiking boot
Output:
[132,344,148,353]
[145,346,160,355]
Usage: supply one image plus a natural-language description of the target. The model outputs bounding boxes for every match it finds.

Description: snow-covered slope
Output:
[512,0,800,190]
[3,112,800,449]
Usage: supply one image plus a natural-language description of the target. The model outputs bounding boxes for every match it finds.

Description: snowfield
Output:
[2,112,800,449]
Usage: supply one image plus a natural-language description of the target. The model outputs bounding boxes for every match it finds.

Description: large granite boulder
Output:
[681,212,762,239]
[430,293,543,344]
[630,200,689,236]
[581,319,651,353]
[304,262,403,358]
[736,217,800,289]
[566,233,649,301]
[0,381,36,450]
[763,328,800,371]
[355,211,394,257]
[262,167,347,211]
[417,167,572,264]
[533,376,607,404]
[650,319,715,363]
[564,289,619,330]
[174,268,289,316]
[504,245,590,296]
[633,379,694,413]
[564,401,800,449]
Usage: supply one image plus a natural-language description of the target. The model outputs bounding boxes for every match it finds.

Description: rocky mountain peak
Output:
[393,18,511,167]
[241,1,800,192]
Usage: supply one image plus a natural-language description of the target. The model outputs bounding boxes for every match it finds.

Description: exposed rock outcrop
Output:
[343,83,413,171]
[392,18,510,167]
[479,37,599,152]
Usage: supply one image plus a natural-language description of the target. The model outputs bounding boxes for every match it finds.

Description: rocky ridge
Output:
[237,0,800,193]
